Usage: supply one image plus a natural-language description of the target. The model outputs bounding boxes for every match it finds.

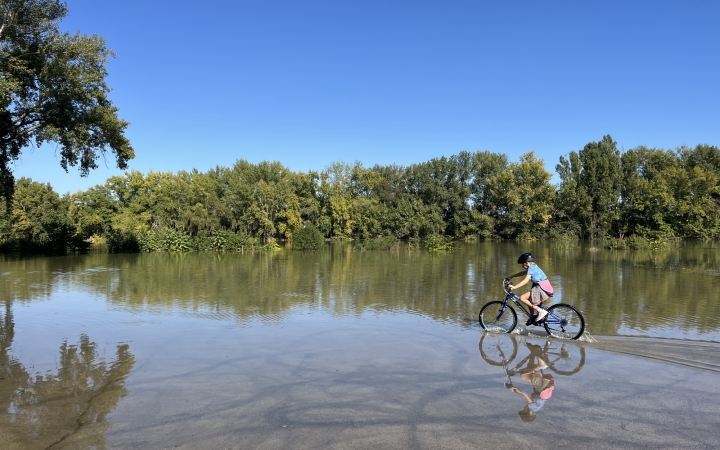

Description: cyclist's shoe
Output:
[526,343,542,352]
[525,315,537,326]
[534,310,548,324]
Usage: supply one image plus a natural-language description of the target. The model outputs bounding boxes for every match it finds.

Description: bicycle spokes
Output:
[543,304,585,340]
[479,301,518,333]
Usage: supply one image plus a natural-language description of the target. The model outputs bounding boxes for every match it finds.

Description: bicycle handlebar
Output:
[503,278,513,294]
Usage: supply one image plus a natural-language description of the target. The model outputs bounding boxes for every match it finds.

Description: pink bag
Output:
[537,279,554,295]
[540,385,554,400]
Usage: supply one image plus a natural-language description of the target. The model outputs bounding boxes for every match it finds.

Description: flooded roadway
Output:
[1,243,719,449]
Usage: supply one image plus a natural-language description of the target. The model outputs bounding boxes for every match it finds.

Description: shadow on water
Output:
[0,301,135,450]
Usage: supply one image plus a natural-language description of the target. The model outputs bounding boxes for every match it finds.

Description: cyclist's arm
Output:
[510,387,533,403]
[510,274,532,290]
[507,270,527,279]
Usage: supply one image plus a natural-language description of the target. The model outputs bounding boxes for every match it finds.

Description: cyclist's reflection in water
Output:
[506,343,554,422]
[479,333,585,422]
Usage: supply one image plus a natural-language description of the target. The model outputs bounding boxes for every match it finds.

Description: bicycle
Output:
[478,279,585,340]
[479,333,585,376]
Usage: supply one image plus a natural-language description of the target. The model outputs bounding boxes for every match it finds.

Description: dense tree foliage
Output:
[555,138,720,243]
[555,135,621,240]
[1,139,719,254]
[0,0,133,201]
[0,177,84,252]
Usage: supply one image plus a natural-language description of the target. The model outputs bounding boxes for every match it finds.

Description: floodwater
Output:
[1,242,719,449]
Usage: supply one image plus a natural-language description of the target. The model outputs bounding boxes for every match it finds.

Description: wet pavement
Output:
[3,313,718,450]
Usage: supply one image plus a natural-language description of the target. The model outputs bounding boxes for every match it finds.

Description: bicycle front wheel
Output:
[479,333,518,366]
[479,301,517,333]
[544,304,585,340]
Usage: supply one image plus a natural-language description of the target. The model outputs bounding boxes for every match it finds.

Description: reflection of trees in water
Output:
[2,249,489,324]
[2,242,720,335]
[0,302,135,450]
[0,254,102,303]
[548,244,720,335]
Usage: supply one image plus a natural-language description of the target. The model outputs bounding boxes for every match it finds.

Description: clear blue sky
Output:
[12,0,720,194]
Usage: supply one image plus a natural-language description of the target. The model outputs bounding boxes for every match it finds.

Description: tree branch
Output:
[19,123,43,136]
[0,2,21,40]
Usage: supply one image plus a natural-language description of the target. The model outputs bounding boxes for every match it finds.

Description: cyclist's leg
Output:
[520,290,546,320]
[518,292,538,324]
[530,286,548,321]
[519,291,533,309]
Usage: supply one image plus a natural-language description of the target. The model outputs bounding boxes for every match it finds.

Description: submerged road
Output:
[6,332,715,450]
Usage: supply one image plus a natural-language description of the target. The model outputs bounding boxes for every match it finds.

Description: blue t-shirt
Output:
[528,398,546,413]
[527,264,548,283]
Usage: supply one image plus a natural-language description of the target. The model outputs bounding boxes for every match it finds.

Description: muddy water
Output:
[1,242,719,449]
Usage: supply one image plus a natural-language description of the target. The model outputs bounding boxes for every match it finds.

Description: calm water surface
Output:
[1,242,719,449]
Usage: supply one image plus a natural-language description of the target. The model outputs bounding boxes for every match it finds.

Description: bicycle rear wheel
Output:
[479,301,517,333]
[479,333,518,366]
[545,340,586,375]
[543,304,585,340]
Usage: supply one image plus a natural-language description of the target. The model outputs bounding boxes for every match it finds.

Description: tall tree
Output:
[554,151,590,237]
[578,135,621,240]
[617,147,679,238]
[404,154,473,237]
[679,144,720,177]
[0,0,134,201]
[652,165,720,239]
[470,150,508,216]
[317,161,356,239]
[485,152,553,239]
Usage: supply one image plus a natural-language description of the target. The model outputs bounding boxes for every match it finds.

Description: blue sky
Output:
[12,0,720,194]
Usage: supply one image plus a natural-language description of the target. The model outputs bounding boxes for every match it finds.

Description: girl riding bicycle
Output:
[506,252,554,325]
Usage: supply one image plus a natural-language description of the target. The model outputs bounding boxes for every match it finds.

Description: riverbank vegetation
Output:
[1,136,719,254]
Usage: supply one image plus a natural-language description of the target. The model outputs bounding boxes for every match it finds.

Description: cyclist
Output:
[506,252,554,325]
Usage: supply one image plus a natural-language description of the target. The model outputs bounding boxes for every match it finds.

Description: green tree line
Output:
[1,135,719,253]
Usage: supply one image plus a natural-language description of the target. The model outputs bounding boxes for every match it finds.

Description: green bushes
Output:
[137,230,162,252]
[292,224,325,251]
[161,229,192,252]
[105,228,262,253]
[106,230,140,253]
[262,237,282,252]
[208,230,255,252]
[423,235,455,251]
[604,235,676,250]
[39,211,87,253]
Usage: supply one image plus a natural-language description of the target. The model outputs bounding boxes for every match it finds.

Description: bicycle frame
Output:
[499,289,566,328]
[503,292,533,317]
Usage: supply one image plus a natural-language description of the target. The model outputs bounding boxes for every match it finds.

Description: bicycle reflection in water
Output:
[479,333,585,422]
